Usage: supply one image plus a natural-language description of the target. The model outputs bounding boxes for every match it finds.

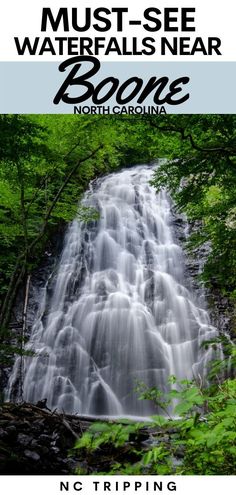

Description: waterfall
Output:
[7,165,218,417]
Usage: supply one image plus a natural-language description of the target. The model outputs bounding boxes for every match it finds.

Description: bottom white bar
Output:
[0,475,235,495]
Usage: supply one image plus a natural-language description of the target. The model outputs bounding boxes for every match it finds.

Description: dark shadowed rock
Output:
[24,450,40,461]
[0,402,175,475]
[17,433,33,447]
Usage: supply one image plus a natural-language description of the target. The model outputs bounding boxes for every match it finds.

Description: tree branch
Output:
[0,145,102,327]
[147,120,236,155]
[29,145,102,252]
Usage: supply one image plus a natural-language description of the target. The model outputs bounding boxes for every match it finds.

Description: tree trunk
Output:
[0,261,27,329]
[0,145,101,328]
[18,274,31,401]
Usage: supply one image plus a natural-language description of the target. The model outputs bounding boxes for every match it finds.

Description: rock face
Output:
[0,402,162,475]
[0,402,88,474]
[0,402,188,475]
[172,211,234,338]
[0,225,66,396]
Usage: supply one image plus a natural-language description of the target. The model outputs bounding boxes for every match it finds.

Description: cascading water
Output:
[7,165,218,416]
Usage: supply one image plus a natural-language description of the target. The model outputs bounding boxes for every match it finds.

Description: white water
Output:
[7,165,218,415]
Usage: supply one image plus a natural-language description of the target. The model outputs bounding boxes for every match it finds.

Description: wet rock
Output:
[38,434,52,445]
[0,420,10,427]
[172,210,233,336]
[0,401,171,475]
[39,445,50,455]
[17,433,32,447]
[24,450,40,461]
[5,425,17,436]
[51,446,60,454]
[174,446,185,459]
[20,420,32,430]
[30,439,40,449]
[0,428,8,439]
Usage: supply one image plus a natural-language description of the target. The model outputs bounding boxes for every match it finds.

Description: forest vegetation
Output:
[0,114,235,474]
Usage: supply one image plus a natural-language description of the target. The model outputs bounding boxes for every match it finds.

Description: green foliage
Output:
[1,113,236,347]
[74,422,144,453]
[73,347,236,475]
[149,115,236,303]
[0,114,155,338]
[1,114,235,474]
[202,335,236,380]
